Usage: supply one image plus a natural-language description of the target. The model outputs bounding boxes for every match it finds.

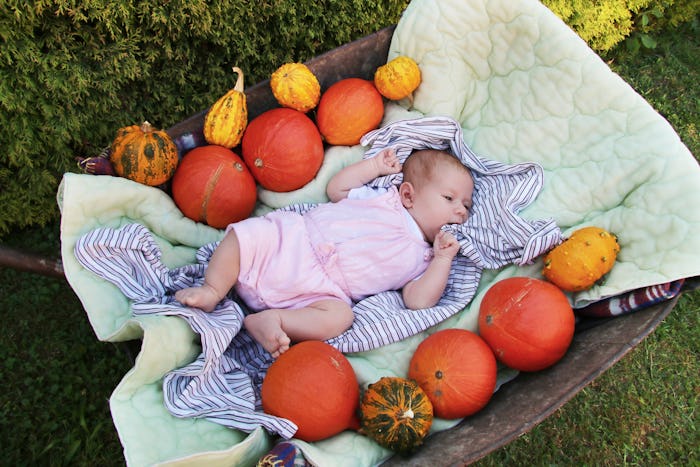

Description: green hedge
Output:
[0,0,409,237]
[1,0,698,237]
[543,0,700,52]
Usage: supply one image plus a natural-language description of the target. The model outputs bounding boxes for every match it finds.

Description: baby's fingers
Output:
[435,231,460,256]
[383,151,401,172]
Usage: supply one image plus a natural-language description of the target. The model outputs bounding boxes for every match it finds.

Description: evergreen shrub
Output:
[543,0,700,52]
[0,0,408,236]
[1,0,698,237]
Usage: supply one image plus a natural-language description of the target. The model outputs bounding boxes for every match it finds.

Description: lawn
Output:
[1,21,698,467]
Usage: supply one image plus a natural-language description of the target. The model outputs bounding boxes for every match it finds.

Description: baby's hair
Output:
[402,149,470,187]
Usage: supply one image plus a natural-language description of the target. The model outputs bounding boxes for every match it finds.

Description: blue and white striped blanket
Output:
[73,115,561,439]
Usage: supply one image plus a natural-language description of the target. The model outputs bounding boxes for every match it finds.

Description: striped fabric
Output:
[575,279,685,318]
[74,116,562,438]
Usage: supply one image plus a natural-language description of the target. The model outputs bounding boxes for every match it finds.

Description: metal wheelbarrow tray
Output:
[165,27,699,464]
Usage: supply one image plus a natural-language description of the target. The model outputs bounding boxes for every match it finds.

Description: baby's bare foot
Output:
[244,311,291,358]
[175,284,220,312]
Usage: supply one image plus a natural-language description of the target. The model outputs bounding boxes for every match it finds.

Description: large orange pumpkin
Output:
[408,329,497,419]
[261,341,360,442]
[315,78,384,146]
[241,108,324,192]
[171,145,257,229]
[478,277,575,372]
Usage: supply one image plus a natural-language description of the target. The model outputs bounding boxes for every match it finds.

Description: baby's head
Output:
[399,149,474,242]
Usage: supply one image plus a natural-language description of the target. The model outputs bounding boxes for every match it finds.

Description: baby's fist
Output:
[373,148,402,176]
[433,230,460,259]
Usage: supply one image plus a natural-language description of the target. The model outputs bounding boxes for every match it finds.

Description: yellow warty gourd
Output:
[543,226,620,292]
[373,56,422,101]
[270,63,321,113]
[203,66,248,148]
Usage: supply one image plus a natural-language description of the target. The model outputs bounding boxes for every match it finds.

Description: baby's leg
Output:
[175,230,241,312]
[244,299,354,358]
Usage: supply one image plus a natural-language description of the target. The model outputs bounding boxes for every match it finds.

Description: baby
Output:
[176,148,474,357]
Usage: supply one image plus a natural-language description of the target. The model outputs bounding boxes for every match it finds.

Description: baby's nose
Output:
[455,205,467,223]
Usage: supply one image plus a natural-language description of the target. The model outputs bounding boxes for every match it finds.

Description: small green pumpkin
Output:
[109,121,178,186]
[360,376,433,455]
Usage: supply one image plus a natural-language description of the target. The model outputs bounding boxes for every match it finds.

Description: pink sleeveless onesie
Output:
[228,186,432,311]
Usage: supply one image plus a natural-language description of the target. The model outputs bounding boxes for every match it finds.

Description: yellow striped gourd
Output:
[203,66,248,148]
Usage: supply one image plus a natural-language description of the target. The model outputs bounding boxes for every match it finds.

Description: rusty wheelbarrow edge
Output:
[382,294,682,465]
[165,25,397,139]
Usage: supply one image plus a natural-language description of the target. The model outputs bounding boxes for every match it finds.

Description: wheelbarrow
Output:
[5,7,700,464]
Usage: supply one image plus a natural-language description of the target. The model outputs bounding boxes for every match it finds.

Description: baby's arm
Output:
[326,148,401,202]
[402,230,461,310]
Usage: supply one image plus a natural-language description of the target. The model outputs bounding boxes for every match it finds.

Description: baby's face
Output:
[406,168,474,242]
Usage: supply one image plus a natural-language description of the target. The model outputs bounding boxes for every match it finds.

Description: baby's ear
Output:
[399,182,415,207]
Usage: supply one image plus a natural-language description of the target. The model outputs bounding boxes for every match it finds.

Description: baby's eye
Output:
[443,195,453,201]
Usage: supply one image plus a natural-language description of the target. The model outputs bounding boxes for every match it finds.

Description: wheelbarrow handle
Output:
[0,245,64,278]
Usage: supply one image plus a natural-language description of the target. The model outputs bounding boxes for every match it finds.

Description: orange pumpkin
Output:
[408,329,497,419]
[261,341,360,442]
[478,277,575,372]
[171,145,257,228]
[110,121,179,186]
[315,78,384,146]
[241,108,324,192]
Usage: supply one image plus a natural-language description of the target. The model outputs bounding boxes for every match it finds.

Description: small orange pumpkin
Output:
[409,329,497,419]
[360,376,433,455]
[241,107,324,192]
[170,145,257,228]
[374,56,422,101]
[270,62,321,113]
[315,78,384,146]
[478,277,575,372]
[543,226,620,291]
[261,341,360,442]
[110,121,179,186]
[203,66,248,148]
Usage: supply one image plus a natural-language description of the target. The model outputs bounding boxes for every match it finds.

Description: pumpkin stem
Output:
[232,66,245,92]
[140,121,153,134]
[400,408,415,420]
[406,92,415,109]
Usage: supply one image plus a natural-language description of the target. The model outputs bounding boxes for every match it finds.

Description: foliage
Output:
[0,0,409,237]
[542,0,700,52]
[1,0,698,237]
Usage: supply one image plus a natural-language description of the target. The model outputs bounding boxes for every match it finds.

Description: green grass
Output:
[0,226,131,465]
[1,21,698,467]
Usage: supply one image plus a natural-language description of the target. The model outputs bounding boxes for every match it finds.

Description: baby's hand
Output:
[372,148,402,176]
[433,230,460,260]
